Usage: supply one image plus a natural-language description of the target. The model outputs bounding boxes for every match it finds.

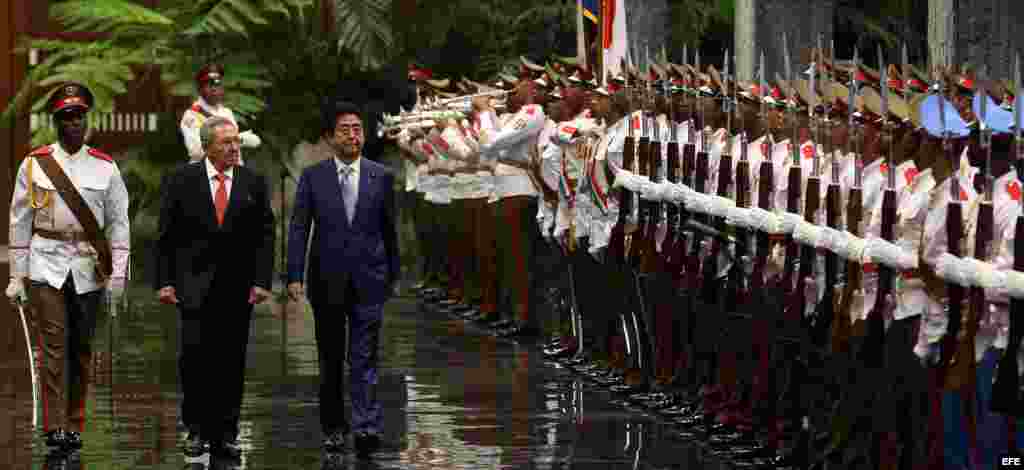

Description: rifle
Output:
[628,50,652,271]
[705,51,735,304]
[991,53,1023,448]
[663,65,684,278]
[945,65,995,467]
[728,51,749,307]
[795,44,822,331]
[779,32,804,326]
[667,47,696,280]
[608,54,637,268]
[687,49,712,288]
[832,46,862,355]
[817,38,842,348]
[858,46,895,370]
[640,72,664,274]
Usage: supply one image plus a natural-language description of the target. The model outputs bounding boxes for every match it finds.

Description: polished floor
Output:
[0,280,737,469]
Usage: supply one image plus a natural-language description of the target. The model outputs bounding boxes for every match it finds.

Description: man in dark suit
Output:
[155,116,275,460]
[286,100,399,458]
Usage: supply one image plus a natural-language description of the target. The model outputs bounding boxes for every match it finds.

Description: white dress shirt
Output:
[8,143,131,293]
[335,155,361,198]
[205,157,235,202]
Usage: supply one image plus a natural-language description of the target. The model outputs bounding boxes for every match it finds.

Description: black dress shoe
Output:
[44,429,82,452]
[353,432,380,458]
[182,432,210,458]
[212,438,243,459]
[488,318,514,329]
[323,430,347,453]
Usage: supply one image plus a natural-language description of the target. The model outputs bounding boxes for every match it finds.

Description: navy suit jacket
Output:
[287,156,399,307]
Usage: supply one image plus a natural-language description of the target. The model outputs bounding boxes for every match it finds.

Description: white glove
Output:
[107,277,126,300]
[240,130,262,148]
[6,277,25,304]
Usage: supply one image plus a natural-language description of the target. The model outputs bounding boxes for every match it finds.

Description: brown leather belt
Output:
[34,228,88,243]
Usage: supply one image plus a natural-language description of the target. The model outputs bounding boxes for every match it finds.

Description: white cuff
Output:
[240,130,261,148]
[1006,270,1024,299]
[793,221,824,248]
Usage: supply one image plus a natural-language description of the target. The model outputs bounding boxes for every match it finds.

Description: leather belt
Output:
[34,228,88,243]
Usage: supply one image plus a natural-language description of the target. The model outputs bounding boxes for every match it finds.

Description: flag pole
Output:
[576,0,588,71]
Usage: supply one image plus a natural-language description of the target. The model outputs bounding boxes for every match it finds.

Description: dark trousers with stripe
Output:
[27,274,101,433]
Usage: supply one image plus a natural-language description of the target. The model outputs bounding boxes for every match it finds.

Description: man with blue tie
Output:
[286,100,400,458]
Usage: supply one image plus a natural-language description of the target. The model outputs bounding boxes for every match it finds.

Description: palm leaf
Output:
[51,0,175,33]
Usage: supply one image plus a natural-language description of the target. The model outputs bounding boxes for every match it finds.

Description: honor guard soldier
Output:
[180,63,261,164]
[6,83,131,454]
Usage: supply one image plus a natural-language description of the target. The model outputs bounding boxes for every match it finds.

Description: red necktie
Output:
[214,173,228,226]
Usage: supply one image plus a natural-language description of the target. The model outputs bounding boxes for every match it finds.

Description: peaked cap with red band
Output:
[196,63,225,86]
[46,83,94,115]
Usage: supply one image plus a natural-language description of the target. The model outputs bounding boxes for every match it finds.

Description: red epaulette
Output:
[190,102,202,112]
[87,148,113,163]
[28,145,53,157]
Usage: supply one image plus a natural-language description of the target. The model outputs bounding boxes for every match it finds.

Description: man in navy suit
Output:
[286,100,399,458]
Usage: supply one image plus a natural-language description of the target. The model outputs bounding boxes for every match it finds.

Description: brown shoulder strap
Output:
[33,154,113,280]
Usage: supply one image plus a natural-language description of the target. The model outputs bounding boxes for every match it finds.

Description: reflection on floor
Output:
[0,283,732,469]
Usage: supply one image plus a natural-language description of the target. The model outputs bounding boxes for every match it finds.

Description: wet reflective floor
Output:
[1,281,735,469]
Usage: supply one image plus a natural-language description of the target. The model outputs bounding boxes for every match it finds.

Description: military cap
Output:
[456,78,473,94]
[196,63,225,86]
[857,85,910,122]
[707,65,726,95]
[408,63,433,81]
[594,86,611,97]
[47,83,94,115]
[550,87,564,100]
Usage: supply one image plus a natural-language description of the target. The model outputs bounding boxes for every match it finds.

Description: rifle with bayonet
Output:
[946,65,996,462]
[668,46,697,280]
[817,39,842,348]
[779,32,805,327]
[705,51,736,304]
[641,55,665,274]
[858,45,896,369]
[629,47,653,271]
[795,43,822,331]
[991,52,1023,440]
[608,54,638,268]
[832,46,863,355]
[663,53,685,278]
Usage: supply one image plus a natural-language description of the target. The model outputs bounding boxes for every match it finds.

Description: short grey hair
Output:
[199,116,237,151]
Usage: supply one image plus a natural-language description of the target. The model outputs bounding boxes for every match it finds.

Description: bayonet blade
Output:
[683,44,689,67]
[1015,51,1021,140]
[810,46,818,117]
[980,65,989,131]
[879,45,888,121]
[901,42,909,91]
[783,32,793,88]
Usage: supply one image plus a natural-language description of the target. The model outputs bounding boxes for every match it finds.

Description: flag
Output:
[601,0,628,85]
[580,0,599,23]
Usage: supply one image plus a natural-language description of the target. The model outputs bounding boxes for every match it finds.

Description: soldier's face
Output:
[55,108,88,146]
[330,114,364,161]
[208,124,241,171]
[201,81,225,105]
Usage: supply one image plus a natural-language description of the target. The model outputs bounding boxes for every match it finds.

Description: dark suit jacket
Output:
[286,157,399,307]
[154,160,275,310]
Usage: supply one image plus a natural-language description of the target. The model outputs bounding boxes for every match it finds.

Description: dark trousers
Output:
[177,281,254,441]
[311,280,384,435]
[496,196,535,322]
[27,274,101,433]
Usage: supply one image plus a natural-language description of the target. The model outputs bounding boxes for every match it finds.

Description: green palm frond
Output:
[184,0,313,37]
[334,0,394,70]
[51,0,175,33]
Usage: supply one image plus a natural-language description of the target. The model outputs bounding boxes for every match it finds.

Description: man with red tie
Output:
[155,116,275,461]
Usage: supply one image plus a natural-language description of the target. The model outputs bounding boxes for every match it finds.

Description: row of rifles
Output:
[601,31,1024,468]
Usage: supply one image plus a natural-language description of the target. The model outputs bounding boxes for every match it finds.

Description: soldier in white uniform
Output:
[6,83,130,454]
[179,63,261,164]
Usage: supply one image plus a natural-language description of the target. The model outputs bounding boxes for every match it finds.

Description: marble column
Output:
[929,0,1024,78]
[734,0,834,82]
[624,0,671,64]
